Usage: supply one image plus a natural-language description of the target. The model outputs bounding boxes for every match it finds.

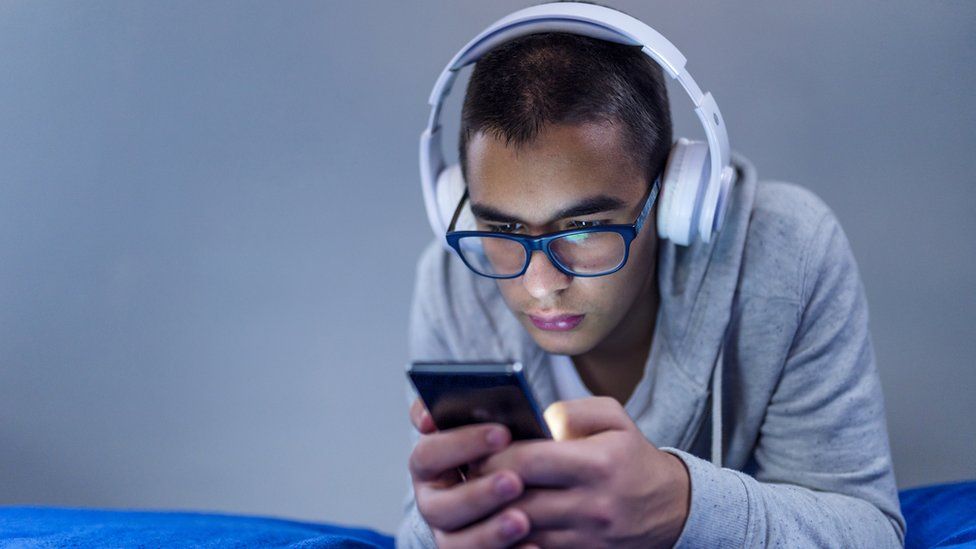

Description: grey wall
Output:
[1,0,973,533]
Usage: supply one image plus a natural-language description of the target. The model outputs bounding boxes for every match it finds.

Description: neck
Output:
[572,262,660,406]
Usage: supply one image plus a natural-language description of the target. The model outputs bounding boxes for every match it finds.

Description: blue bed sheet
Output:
[901,480,976,548]
[0,507,393,548]
[1,481,974,548]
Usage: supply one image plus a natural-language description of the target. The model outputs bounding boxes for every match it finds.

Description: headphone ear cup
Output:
[435,163,474,231]
[657,138,709,246]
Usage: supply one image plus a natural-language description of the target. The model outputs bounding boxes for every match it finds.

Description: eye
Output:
[488,222,523,234]
[566,219,607,230]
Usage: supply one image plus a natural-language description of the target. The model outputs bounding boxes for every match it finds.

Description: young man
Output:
[398,29,905,549]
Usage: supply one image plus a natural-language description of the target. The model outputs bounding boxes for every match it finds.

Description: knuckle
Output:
[415,494,440,527]
[510,448,535,478]
[408,444,434,479]
[426,493,470,533]
[467,475,502,517]
[471,424,495,447]
[436,513,502,549]
[425,476,497,533]
[587,495,617,531]
[489,471,520,504]
[433,528,452,549]
[490,510,527,545]
[479,423,509,450]
[588,448,614,480]
[426,512,453,533]
[488,517,512,546]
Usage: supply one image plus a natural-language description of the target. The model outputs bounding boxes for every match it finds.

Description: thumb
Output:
[544,396,632,440]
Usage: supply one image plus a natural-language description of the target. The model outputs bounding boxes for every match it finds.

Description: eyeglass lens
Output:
[456,232,626,277]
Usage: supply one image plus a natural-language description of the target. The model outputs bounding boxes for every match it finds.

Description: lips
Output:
[528,312,585,331]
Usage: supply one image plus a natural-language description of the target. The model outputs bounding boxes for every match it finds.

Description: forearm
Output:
[663,448,904,548]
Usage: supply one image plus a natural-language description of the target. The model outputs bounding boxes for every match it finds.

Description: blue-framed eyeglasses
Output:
[446,175,661,279]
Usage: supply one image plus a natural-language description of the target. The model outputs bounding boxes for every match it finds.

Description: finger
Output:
[409,423,510,482]
[478,439,598,487]
[521,528,582,549]
[544,396,632,440]
[510,487,592,530]
[417,470,523,532]
[433,507,530,549]
[409,398,436,434]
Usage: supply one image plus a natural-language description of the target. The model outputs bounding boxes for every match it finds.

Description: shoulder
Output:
[740,180,849,302]
[749,181,836,245]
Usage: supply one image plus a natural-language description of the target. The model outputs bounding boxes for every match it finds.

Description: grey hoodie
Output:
[397,152,906,547]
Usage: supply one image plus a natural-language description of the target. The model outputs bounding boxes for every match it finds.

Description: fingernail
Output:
[493,474,518,498]
[486,427,506,448]
[501,514,524,538]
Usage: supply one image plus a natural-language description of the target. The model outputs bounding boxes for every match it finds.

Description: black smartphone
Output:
[406,360,552,440]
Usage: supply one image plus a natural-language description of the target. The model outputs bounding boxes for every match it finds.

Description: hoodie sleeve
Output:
[664,210,906,548]
[396,241,447,549]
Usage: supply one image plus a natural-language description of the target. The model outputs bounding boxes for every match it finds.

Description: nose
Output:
[522,250,572,299]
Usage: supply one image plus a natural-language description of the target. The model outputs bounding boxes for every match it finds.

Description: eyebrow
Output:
[470,195,628,226]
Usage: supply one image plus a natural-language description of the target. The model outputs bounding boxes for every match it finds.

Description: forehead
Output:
[465,121,644,221]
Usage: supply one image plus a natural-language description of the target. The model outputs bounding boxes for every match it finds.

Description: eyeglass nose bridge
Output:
[517,234,577,278]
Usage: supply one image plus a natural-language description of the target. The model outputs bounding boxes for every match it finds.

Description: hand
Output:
[407,398,534,548]
[475,396,691,549]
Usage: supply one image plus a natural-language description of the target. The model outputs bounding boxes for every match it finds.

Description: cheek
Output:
[620,231,658,282]
[581,279,626,310]
[494,279,524,309]
[585,244,657,309]
[565,278,620,316]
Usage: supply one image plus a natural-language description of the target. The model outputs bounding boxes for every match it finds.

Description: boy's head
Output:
[458,32,673,357]
[459,32,673,186]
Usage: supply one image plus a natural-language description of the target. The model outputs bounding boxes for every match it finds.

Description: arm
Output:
[396,243,529,548]
[397,245,448,549]
[397,399,439,549]
[664,211,906,547]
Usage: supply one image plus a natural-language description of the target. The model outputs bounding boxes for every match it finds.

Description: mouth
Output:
[527,312,585,332]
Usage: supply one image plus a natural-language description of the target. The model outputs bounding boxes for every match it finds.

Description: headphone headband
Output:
[420,2,733,244]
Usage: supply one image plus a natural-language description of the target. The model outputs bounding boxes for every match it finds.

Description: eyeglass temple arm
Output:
[447,187,470,232]
[634,176,661,232]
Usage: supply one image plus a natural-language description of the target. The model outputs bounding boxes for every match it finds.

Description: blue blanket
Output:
[0,507,393,548]
[1,481,974,547]
[902,481,976,548]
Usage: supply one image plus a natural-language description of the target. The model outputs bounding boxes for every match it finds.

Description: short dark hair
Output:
[458,30,673,186]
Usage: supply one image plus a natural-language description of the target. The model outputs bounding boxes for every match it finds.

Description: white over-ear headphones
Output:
[420,2,736,249]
